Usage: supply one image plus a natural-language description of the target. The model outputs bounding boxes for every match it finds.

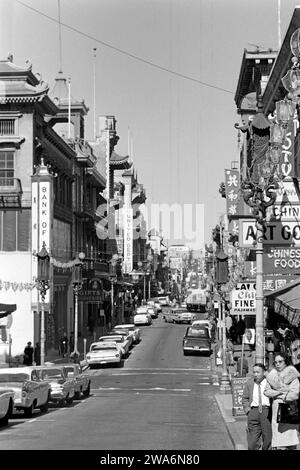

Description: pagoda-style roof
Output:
[110,151,132,169]
[49,71,89,116]
[0,57,57,113]
[234,49,277,113]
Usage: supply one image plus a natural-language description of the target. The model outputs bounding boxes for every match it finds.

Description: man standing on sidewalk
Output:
[242,363,272,450]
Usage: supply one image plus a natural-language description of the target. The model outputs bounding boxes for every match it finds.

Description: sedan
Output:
[114,324,141,344]
[98,335,130,357]
[0,389,14,426]
[86,342,122,368]
[182,326,212,356]
[58,363,91,399]
[0,367,50,417]
[134,313,152,326]
[110,329,134,348]
[34,366,76,406]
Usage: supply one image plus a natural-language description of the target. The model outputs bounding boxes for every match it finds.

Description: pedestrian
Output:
[264,352,300,450]
[225,313,232,337]
[60,332,68,357]
[23,341,34,365]
[242,362,272,450]
[236,317,246,344]
[236,353,249,377]
[34,342,41,365]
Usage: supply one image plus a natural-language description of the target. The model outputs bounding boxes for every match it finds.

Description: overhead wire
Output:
[15,0,234,95]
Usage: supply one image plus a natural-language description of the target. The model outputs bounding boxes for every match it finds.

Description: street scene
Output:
[2,0,300,456]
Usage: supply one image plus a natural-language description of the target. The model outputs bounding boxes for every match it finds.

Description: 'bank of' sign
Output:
[239,219,300,247]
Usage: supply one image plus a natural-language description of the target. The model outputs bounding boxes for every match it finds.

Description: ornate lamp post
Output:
[109,254,119,326]
[70,252,85,361]
[238,91,295,362]
[137,261,146,302]
[36,242,50,366]
[147,253,153,300]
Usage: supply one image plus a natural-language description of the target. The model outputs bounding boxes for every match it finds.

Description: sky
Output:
[1,0,299,249]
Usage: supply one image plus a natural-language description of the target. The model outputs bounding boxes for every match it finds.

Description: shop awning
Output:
[0,303,16,319]
[265,278,300,326]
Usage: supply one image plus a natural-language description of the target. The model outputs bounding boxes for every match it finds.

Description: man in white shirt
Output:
[242,363,272,450]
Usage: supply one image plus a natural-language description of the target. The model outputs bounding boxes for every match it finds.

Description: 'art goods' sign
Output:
[231,282,256,315]
[239,219,300,247]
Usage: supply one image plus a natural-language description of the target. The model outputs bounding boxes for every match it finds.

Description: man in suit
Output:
[242,363,272,450]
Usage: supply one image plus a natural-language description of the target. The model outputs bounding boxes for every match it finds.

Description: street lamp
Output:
[238,98,289,363]
[147,253,153,300]
[36,242,50,366]
[70,252,85,361]
[137,261,146,303]
[109,254,119,327]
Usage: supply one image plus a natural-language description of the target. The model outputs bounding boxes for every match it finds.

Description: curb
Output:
[215,393,247,450]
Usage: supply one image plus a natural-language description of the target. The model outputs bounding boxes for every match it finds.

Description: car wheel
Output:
[66,394,74,405]
[183,351,188,356]
[74,390,81,400]
[24,403,33,418]
[83,382,91,397]
[0,399,13,426]
[40,400,49,414]
[59,397,66,407]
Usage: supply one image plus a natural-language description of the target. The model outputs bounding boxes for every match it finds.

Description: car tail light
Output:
[183,340,188,345]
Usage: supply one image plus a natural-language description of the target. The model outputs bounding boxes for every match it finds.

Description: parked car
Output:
[175,309,196,324]
[110,328,134,348]
[191,319,212,337]
[134,313,152,326]
[0,388,14,426]
[57,363,91,399]
[0,367,50,417]
[146,306,158,319]
[34,365,76,406]
[182,326,212,356]
[86,342,122,367]
[114,324,141,344]
[135,306,149,315]
[98,335,130,358]
[157,296,170,306]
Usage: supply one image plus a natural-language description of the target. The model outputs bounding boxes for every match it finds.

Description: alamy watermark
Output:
[95,202,204,246]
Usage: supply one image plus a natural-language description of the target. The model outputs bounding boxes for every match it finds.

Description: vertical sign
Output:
[39,181,51,250]
[225,169,243,217]
[31,180,38,305]
[281,119,295,178]
[123,208,133,273]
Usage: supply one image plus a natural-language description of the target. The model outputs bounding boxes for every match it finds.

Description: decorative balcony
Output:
[0,178,22,207]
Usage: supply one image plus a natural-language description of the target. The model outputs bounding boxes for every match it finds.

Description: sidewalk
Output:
[215,391,247,450]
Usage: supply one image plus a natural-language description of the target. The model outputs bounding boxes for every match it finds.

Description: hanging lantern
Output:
[275,98,296,127]
[290,28,300,58]
[37,243,50,282]
[270,122,284,145]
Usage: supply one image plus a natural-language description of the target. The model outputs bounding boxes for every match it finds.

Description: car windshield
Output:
[0,373,29,383]
[91,344,117,351]
[42,369,63,378]
[187,328,207,337]
[101,337,123,343]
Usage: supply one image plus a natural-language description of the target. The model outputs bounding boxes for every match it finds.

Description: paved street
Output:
[0,316,233,450]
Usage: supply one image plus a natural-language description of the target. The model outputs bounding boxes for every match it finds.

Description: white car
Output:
[114,324,141,344]
[110,329,134,349]
[86,342,122,367]
[191,319,212,337]
[34,365,77,406]
[134,313,152,326]
[0,367,50,417]
[98,335,130,357]
[136,306,149,315]
[0,388,14,426]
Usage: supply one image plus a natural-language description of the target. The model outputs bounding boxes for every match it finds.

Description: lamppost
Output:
[137,261,146,303]
[36,242,50,366]
[70,252,85,361]
[238,95,295,362]
[109,254,119,326]
[147,253,153,300]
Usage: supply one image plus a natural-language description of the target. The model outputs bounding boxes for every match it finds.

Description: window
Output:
[0,151,14,186]
[0,210,31,251]
[0,119,15,136]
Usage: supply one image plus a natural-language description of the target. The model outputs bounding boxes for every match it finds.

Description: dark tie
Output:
[258,383,262,413]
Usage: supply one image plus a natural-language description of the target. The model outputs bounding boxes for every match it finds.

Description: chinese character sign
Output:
[225,169,242,217]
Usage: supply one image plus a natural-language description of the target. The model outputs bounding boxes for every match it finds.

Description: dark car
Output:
[182,326,211,356]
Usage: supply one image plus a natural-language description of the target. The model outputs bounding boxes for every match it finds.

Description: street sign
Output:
[239,219,300,247]
[231,377,247,416]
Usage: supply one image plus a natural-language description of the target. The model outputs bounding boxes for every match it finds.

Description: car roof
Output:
[91,341,117,347]
[115,324,135,328]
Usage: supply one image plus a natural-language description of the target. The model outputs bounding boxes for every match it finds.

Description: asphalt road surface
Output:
[0,315,233,451]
